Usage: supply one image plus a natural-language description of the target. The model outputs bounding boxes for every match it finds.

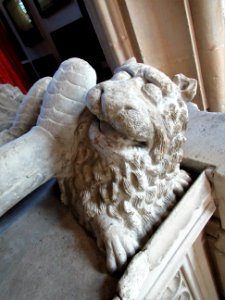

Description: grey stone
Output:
[0,180,117,300]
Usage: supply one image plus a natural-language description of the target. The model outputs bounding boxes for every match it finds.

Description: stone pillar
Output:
[189,0,225,112]
[83,0,137,71]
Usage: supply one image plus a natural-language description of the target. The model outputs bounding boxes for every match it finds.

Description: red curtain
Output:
[0,21,30,94]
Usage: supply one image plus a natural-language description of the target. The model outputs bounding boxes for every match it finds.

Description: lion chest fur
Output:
[71,110,182,239]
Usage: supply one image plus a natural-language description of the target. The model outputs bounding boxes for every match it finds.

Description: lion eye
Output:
[124,105,134,110]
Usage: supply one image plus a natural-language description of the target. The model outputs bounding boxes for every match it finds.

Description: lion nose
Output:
[86,85,102,115]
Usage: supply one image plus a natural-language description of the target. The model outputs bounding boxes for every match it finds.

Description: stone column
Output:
[83,0,138,70]
[188,0,225,112]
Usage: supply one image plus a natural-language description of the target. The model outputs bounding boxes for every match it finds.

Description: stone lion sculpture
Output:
[0,57,197,273]
[60,58,197,272]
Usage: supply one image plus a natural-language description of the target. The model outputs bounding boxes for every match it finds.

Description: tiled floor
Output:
[0,180,117,300]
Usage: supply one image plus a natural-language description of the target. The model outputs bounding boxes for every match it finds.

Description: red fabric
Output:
[0,23,30,94]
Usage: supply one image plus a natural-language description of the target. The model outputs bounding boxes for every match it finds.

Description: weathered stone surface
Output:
[67,58,197,272]
[0,57,197,273]
[184,103,225,172]
[0,57,221,298]
[0,180,117,300]
[0,78,51,146]
[0,84,23,131]
[0,58,96,216]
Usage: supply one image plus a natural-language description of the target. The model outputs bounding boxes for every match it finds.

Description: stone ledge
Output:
[184,103,225,173]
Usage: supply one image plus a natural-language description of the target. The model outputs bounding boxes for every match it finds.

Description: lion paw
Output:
[94,218,139,273]
[173,170,192,195]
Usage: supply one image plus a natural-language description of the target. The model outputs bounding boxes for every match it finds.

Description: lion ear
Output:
[115,57,137,75]
[123,57,137,65]
[172,74,197,102]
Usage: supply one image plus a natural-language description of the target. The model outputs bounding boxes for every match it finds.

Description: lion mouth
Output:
[98,119,131,142]
[90,117,128,142]
[99,120,116,135]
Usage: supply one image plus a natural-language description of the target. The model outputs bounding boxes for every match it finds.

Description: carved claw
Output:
[104,226,139,273]
[174,170,192,195]
[93,217,139,273]
[179,170,192,183]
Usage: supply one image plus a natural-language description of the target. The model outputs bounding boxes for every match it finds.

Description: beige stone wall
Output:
[123,0,204,109]
[124,1,195,76]
[84,0,225,112]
